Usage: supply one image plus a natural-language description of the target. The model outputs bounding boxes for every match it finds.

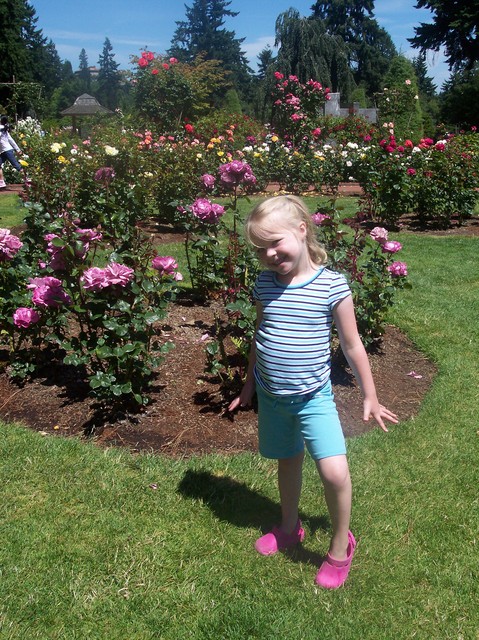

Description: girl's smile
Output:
[252,224,317,283]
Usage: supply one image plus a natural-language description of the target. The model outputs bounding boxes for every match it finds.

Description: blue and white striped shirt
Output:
[253,267,351,395]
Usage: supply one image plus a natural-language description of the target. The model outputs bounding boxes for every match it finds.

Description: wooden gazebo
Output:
[60,94,113,135]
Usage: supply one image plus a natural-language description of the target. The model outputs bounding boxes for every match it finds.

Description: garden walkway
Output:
[0,183,365,197]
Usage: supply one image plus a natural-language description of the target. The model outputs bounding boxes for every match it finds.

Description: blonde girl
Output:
[229,195,397,589]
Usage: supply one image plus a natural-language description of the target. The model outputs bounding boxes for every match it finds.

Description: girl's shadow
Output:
[177,469,329,567]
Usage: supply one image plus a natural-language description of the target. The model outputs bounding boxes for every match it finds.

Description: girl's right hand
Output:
[227,382,255,413]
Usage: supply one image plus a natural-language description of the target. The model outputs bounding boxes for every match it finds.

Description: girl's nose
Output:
[265,247,276,258]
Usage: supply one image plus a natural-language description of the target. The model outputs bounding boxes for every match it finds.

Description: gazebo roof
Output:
[60,94,113,116]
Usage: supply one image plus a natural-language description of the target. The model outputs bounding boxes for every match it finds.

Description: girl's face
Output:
[251,219,311,281]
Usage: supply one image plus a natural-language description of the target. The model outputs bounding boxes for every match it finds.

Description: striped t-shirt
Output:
[253,267,351,395]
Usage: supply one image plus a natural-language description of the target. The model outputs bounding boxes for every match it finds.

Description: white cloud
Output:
[243,36,276,69]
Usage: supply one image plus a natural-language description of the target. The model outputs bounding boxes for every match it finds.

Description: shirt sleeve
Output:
[328,271,351,309]
[7,134,20,152]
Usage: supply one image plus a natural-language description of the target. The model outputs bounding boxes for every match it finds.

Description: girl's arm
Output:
[228,302,263,412]
[333,295,398,432]
[7,134,21,153]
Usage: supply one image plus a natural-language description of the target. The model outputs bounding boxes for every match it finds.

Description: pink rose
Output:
[370,227,388,244]
[94,167,115,185]
[191,198,225,223]
[406,167,416,176]
[13,307,41,328]
[311,212,330,226]
[30,277,71,308]
[81,267,111,292]
[75,227,103,243]
[152,256,177,274]
[382,240,402,254]
[152,256,183,280]
[201,174,216,189]
[105,262,134,286]
[218,161,256,188]
[0,228,23,261]
[388,261,408,277]
[27,276,63,290]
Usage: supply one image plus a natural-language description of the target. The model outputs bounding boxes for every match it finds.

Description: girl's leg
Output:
[315,454,352,559]
[278,450,305,533]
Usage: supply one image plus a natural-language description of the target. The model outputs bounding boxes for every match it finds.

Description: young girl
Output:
[0,116,24,188]
[228,194,398,589]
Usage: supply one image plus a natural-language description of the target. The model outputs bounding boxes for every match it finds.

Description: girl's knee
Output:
[316,455,350,489]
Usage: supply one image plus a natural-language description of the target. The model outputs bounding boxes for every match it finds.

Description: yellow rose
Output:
[217,151,224,157]
[271,136,279,142]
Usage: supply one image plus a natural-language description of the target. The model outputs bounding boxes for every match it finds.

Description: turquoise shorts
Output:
[256,380,346,461]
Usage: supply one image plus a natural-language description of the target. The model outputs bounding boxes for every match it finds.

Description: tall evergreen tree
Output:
[168,0,251,104]
[256,46,276,80]
[439,66,479,128]
[409,0,479,72]
[0,0,62,114]
[252,46,277,122]
[412,52,439,135]
[412,51,437,97]
[78,48,91,92]
[97,37,120,109]
[310,0,396,96]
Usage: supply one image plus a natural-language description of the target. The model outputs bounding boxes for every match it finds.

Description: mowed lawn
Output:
[0,198,478,638]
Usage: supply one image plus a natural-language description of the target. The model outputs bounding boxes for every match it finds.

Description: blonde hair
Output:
[245,195,327,265]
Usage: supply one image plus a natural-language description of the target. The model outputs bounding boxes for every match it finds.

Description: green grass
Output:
[1,204,478,638]
[0,193,25,229]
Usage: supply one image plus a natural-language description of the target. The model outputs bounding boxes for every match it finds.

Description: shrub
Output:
[2,196,181,409]
[312,204,410,347]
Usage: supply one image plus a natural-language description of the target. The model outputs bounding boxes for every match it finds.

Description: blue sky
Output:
[29,0,449,88]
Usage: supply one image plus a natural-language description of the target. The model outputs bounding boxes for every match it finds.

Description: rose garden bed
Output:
[1,187,477,457]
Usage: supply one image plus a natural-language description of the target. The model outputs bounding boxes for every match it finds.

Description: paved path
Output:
[1,182,365,197]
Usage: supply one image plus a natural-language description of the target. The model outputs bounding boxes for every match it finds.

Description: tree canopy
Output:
[274,8,356,102]
[310,0,396,96]
[168,0,251,100]
[409,0,479,72]
[0,0,62,115]
[97,37,120,110]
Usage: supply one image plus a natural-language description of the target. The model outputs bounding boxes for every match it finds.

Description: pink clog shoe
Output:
[255,519,305,556]
[315,530,356,589]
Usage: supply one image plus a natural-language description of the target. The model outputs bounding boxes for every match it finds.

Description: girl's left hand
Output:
[363,401,398,433]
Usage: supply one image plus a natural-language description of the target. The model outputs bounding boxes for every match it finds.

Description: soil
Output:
[1,184,477,458]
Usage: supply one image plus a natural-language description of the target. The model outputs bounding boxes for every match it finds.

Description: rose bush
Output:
[312,213,410,347]
[1,194,180,408]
